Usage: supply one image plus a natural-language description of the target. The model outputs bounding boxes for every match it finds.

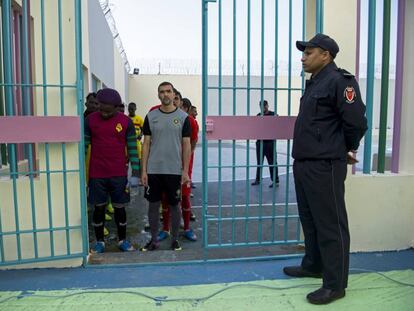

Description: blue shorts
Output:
[88,176,130,205]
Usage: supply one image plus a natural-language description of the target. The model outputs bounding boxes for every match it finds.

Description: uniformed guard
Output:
[283,33,368,305]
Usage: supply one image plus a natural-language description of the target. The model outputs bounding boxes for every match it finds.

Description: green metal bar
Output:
[2,0,22,261]
[217,0,222,246]
[40,0,55,257]
[206,240,301,249]
[0,33,6,165]
[207,215,299,222]
[87,253,304,268]
[244,0,251,244]
[202,202,297,208]
[316,0,324,33]
[0,168,80,177]
[207,164,291,169]
[0,6,6,261]
[377,0,391,173]
[363,0,376,173]
[22,0,39,259]
[231,0,236,245]
[284,0,293,242]
[207,86,302,91]
[202,0,209,253]
[0,225,83,236]
[0,253,84,267]
[0,210,4,262]
[271,0,279,242]
[257,0,266,244]
[74,0,88,264]
[296,0,307,241]
[57,0,71,255]
[0,83,77,87]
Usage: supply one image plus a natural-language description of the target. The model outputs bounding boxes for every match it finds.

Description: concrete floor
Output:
[88,142,303,265]
[88,133,391,265]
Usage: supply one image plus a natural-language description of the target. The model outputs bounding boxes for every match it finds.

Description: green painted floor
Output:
[1,270,413,310]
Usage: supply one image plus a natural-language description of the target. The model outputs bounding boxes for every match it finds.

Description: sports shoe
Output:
[91,241,105,253]
[140,240,160,252]
[157,230,170,241]
[184,229,197,241]
[171,239,182,251]
[190,212,196,221]
[251,180,260,186]
[118,240,135,252]
[106,202,114,214]
[103,227,109,236]
[191,183,196,189]
[190,193,194,198]
[105,213,112,221]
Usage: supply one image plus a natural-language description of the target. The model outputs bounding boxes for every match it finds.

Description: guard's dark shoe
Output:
[251,180,260,186]
[307,287,345,305]
[283,266,322,278]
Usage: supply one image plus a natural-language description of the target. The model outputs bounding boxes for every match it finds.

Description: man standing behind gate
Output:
[141,82,191,252]
[251,100,280,188]
[283,34,367,305]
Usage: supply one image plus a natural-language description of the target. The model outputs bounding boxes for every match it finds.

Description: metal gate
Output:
[0,0,87,266]
[201,0,322,259]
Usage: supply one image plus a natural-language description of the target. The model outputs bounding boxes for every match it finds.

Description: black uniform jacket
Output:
[292,62,368,160]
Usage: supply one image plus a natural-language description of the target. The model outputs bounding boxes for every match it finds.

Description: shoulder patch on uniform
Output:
[344,86,356,104]
[337,68,354,79]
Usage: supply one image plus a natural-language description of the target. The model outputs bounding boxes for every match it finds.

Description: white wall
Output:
[347,173,414,251]
[128,75,202,116]
[113,44,128,102]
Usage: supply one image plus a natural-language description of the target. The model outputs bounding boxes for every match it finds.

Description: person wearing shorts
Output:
[85,88,139,253]
[141,81,191,251]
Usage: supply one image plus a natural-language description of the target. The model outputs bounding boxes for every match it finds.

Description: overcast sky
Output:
[108,0,397,75]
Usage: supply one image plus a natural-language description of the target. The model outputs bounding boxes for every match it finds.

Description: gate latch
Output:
[205,118,214,133]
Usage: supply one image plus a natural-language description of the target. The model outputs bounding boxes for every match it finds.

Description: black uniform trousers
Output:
[255,140,279,183]
[293,159,349,290]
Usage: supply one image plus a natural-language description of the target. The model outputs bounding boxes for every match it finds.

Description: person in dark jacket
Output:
[251,100,280,187]
[283,34,367,305]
